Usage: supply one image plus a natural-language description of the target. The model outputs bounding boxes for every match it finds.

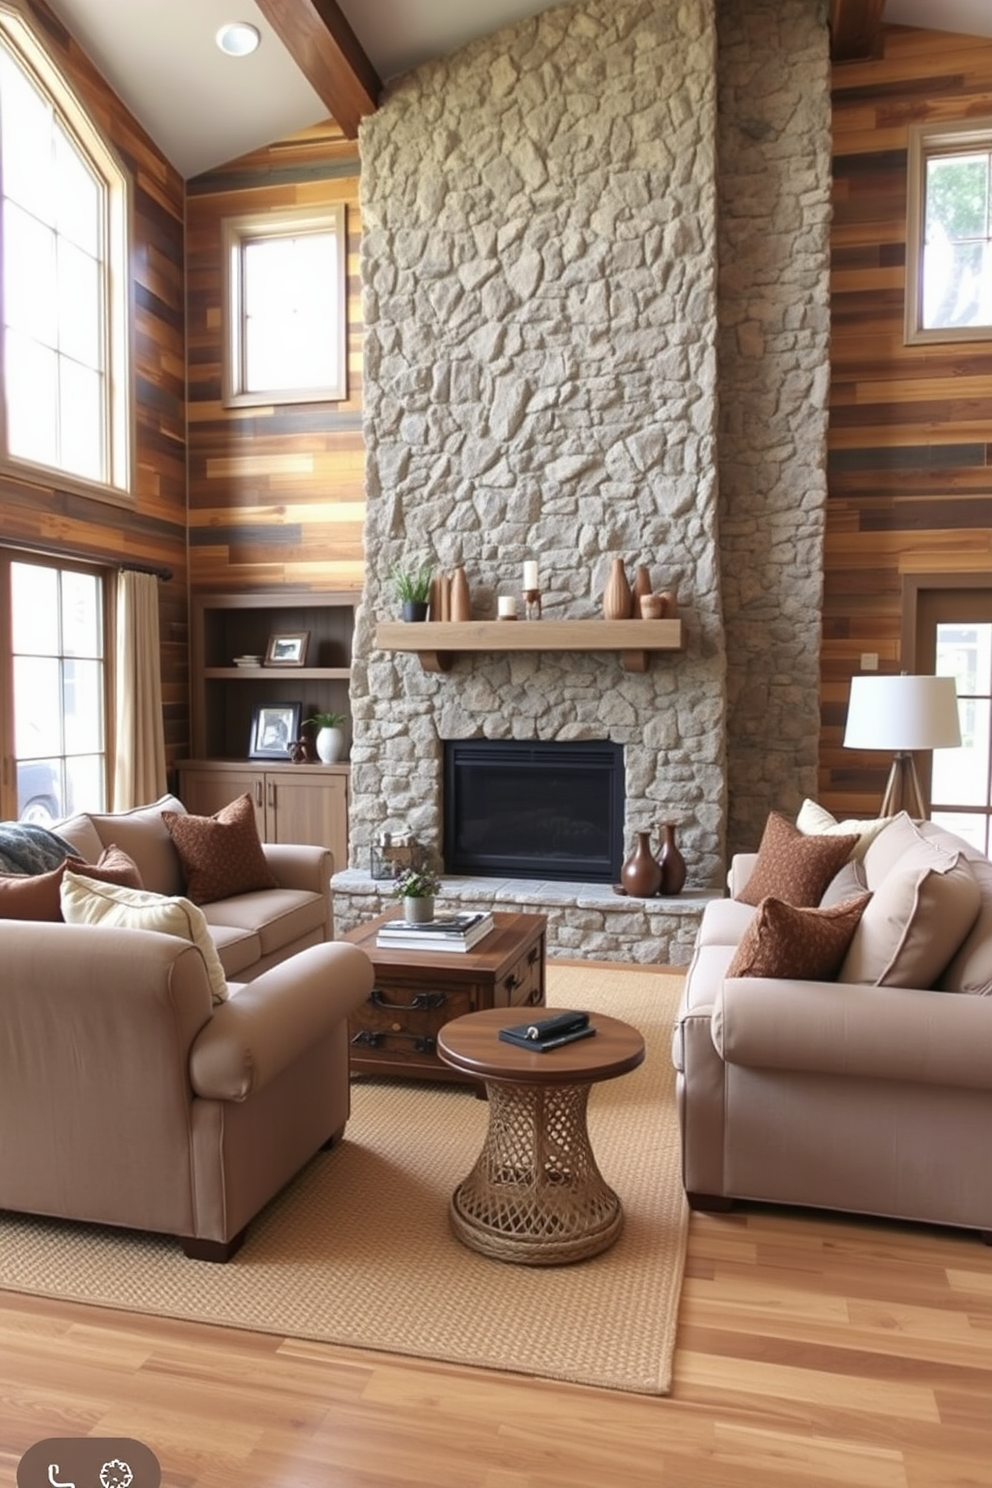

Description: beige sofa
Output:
[672,811,992,1240]
[56,794,333,980]
[0,795,376,1259]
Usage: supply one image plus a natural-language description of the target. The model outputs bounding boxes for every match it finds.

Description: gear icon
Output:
[99,1461,133,1488]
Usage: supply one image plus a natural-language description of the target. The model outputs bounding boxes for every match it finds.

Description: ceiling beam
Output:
[254,0,382,139]
[829,0,887,62]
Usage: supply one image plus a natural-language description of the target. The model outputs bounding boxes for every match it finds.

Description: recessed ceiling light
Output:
[215,22,261,58]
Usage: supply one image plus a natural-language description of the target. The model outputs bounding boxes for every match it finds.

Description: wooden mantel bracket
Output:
[375,619,684,674]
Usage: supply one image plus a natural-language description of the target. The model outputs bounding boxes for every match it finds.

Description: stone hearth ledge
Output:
[331,869,718,967]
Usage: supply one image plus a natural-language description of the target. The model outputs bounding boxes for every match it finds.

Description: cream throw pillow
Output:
[796,799,894,861]
[60,870,229,1004]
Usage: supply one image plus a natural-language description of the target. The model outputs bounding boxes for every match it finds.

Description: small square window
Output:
[905,120,992,345]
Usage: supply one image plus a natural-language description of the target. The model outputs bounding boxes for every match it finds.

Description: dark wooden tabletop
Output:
[343,909,547,970]
[436,1008,645,1086]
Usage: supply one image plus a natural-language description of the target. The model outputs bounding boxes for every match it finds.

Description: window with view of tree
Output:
[1,551,108,826]
[0,2,130,497]
[905,119,992,344]
[222,203,348,407]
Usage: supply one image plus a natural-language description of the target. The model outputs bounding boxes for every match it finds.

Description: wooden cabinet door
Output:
[268,771,348,870]
[178,767,265,835]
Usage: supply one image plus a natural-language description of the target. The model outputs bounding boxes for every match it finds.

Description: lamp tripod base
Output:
[880,752,926,820]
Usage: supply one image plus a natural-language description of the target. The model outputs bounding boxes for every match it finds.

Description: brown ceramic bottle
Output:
[656,822,687,895]
[450,565,471,621]
[621,830,662,897]
[602,557,633,620]
[632,564,653,618]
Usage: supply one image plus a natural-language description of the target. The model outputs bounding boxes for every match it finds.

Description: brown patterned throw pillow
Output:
[0,844,143,921]
[162,793,276,905]
[726,893,872,981]
[736,812,859,908]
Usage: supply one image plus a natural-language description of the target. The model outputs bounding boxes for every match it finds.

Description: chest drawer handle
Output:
[504,973,521,993]
[370,988,447,1012]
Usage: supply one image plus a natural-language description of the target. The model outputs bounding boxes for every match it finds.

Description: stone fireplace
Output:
[333,0,832,964]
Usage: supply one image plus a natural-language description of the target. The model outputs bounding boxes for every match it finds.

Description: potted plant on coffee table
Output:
[389,558,433,621]
[303,710,348,763]
[392,865,442,923]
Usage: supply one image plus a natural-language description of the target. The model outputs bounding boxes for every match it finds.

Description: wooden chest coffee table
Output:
[342,910,546,1084]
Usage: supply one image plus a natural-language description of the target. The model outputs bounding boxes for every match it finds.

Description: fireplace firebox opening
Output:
[443,740,624,883]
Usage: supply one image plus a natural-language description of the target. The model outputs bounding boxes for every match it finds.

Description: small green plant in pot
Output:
[390,559,433,621]
[392,865,441,923]
[303,710,348,764]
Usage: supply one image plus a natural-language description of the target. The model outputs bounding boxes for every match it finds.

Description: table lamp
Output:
[843,674,961,819]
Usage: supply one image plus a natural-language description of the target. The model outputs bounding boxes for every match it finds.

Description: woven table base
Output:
[449,1080,623,1265]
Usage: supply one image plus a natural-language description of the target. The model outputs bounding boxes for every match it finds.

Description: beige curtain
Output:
[113,568,167,810]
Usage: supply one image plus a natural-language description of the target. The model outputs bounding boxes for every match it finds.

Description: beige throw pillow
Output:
[736,812,859,908]
[60,870,229,1004]
[838,830,981,988]
[796,799,894,860]
[726,894,872,981]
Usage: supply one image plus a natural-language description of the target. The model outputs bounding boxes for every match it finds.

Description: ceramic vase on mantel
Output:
[449,564,471,622]
[632,564,653,618]
[315,726,345,764]
[656,822,687,895]
[602,557,633,620]
[620,830,663,898]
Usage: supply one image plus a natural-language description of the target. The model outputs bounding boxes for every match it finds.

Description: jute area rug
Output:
[0,964,689,1395]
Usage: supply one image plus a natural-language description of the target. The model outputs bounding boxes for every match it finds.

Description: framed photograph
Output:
[264,630,310,667]
[249,702,301,760]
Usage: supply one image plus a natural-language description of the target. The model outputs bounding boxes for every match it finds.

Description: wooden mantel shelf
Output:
[375,618,684,673]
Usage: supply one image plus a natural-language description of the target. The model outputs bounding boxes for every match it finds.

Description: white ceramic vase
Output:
[315,726,345,764]
[403,896,435,924]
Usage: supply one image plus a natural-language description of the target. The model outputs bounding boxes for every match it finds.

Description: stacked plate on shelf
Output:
[232,654,263,668]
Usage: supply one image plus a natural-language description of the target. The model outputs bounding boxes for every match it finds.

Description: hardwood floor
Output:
[2,1202,991,1487]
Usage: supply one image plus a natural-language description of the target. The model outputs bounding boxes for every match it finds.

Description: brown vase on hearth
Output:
[621,830,663,898]
[602,557,633,620]
[656,822,687,895]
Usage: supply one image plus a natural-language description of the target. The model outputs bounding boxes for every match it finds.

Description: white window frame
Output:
[0,0,132,503]
[905,117,992,346]
[221,202,348,409]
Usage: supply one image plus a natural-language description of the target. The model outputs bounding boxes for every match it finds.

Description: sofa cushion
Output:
[736,812,858,908]
[208,921,264,979]
[938,854,992,996]
[838,829,981,988]
[796,798,894,860]
[726,893,872,981]
[819,858,867,909]
[0,845,143,921]
[200,886,327,958]
[162,793,277,906]
[60,870,229,1004]
[859,811,926,890]
[59,794,187,897]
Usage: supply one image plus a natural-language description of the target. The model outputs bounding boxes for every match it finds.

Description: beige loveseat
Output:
[0,795,376,1259]
[672,810,992,1240]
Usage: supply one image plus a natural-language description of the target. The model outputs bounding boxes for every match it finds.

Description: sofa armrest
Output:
[727,853,758,898]
[189,941,373,1100]
[261,841,334,893]
[713,977,992,1091]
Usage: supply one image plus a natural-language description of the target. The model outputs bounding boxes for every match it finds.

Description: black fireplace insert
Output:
[443,739,624,882]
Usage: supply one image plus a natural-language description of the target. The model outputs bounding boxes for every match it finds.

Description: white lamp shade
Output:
[843,674,962,751]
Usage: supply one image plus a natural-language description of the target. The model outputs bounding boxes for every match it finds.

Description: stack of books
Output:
[375,910,496,953]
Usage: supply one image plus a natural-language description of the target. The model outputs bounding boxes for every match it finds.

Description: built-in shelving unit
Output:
[375,618,683,673]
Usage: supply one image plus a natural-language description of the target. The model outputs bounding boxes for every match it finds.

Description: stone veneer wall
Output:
[716,0,832,859]
[346,0,831,960]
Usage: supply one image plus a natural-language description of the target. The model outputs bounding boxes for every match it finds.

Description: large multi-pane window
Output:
[2,551,108,825]
[222,203,348,407]
[931,621,992,854]
[905,119,992,343]
[0,1,130,497]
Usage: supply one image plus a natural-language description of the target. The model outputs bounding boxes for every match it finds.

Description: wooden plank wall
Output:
[0,0,190,767]
[824,24,992,814]
[185,123,365,598]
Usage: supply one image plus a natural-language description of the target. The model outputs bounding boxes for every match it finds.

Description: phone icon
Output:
[47,1470,75,1488]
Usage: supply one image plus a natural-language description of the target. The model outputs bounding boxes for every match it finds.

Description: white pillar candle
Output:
[523,560,538,590]
[498,595,518,619]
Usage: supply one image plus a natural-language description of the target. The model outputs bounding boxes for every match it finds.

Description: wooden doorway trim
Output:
[901,573,992,670]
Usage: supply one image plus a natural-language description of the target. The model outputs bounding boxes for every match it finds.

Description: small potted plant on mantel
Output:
[389,558,433,621]
[303,710,348,763]
[392,864,442,923]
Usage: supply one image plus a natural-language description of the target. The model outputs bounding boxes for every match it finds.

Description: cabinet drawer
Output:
[350,981,479,1068]
[496,935,546,1008]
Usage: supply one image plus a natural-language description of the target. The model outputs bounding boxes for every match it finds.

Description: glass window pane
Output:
[59,358,103,480]
[64,658,104,752]
[64,753,104,814]
[5,329,58,465]
[11,562,59,653]
[923,238,987,329]
[0,52,53,220]
[55,122,101,254]
[3,200,58,344]
[60,568,101,657]
[931,698,990,807]
[242,228,339,393]
[58,239,102,367]
[926,154,989,241]
[16,758,63,823]
[13,655,62,755]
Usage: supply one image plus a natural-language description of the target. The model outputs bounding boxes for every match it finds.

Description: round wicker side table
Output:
[436,1009,645,1265]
